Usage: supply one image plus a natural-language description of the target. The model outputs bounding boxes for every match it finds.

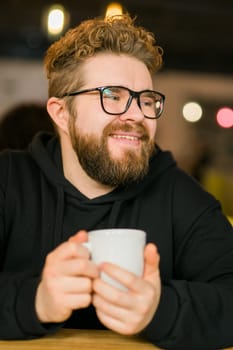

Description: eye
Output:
[140,97,155,107]
[103,88,120,101]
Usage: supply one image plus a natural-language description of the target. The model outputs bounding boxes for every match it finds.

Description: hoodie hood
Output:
[28,132,176,238]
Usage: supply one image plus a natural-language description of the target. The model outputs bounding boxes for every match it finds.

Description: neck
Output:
[60,135,114,199]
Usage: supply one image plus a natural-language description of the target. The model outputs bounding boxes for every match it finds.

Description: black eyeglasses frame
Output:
[60,85,165,119]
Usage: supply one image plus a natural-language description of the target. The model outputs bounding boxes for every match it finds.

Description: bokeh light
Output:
[105,3,123,18]
[216,107,233,128]
[182,102,203,122]
[42,4,70,38]
[48,6,65,35]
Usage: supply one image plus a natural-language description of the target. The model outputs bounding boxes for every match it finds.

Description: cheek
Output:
[74,101,103,133]
[145,120,157,139]
[75,109,110,136]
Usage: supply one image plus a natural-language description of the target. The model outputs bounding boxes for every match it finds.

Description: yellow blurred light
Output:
[105,2,123,18]
[48,6,64,35]
[42,4,70,37]
[182,102,203,122]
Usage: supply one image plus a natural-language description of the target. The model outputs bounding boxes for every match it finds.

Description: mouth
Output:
[111,134,140,141]
[109,132,141,146]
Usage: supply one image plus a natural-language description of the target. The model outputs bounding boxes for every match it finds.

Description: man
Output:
[0,14,233,350]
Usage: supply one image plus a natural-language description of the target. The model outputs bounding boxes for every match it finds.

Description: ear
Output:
[47,97,69,134]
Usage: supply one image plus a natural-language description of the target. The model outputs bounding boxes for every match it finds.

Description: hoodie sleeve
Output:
[0,271,61,339]
[142,170,233,350]
[0,153,61,339]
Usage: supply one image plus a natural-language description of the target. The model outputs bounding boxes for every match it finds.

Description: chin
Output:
[110,148,138,160]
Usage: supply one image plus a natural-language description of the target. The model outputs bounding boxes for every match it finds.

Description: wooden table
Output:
[0,329,160,350]
[1,328,233,350]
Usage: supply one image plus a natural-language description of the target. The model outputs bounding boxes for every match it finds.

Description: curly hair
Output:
[44,14,163,98]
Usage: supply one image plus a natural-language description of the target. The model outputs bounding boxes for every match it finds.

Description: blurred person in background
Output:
[0,102,54,151]
[0,14,233,350]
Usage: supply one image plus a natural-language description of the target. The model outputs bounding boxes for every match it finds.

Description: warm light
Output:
[48,6,65,35]
[216,107,233,128]
[182,102,203,122]
[105,2,123,18]
[42,4,70,37]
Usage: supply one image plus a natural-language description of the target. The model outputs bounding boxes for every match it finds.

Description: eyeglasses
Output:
[61,85,165,119]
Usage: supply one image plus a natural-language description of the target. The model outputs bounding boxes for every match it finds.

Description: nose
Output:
[118,97,144,122]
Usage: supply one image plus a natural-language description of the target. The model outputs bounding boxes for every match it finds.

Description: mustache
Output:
[104,122,150,141]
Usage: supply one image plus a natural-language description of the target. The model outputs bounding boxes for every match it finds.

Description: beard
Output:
[68,118,155,187]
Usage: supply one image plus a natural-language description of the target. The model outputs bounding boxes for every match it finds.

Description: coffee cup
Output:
[84,228,146,290]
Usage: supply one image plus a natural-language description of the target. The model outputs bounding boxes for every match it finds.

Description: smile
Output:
[111,134,140,141]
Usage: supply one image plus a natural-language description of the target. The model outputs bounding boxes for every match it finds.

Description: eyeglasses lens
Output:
[102,87,163,118]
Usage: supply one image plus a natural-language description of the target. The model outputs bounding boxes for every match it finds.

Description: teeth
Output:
[112,135,139,141]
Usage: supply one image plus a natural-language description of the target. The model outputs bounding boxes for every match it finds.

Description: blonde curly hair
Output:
[44,14,163,98]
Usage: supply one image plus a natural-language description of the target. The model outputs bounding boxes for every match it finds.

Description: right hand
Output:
[35,230,99,323]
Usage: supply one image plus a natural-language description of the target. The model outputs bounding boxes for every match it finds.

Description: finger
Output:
[95,309,133,335]
[143,243,160,281]
[58,259,99,279]
[69,231,90,259]
[97,263,144,293]
[69,230,88,243]
[55,276,93,294]
[63,292,92,311]
[93,293,144,333]
[93,293,129,321]
[93,271,154,312]
[47,240,90,263]
[93,276,130,307]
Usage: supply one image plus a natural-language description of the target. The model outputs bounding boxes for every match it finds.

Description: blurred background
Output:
[0,0,232,217]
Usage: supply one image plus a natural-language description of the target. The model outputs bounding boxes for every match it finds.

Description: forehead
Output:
[80,53,153,89]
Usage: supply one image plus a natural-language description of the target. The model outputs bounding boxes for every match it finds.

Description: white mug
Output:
[84,228,146,291]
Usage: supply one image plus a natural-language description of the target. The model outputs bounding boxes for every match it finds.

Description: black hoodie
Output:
[0,133,233,349]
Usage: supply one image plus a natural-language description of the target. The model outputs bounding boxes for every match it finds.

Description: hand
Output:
[35,230,99,323]
[92,243,161,335]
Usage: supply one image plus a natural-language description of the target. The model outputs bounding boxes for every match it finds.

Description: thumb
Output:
[143,243,160,279]
[68,230,88,244]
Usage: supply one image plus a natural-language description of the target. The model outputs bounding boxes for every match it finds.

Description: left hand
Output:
[92,243,161,335]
